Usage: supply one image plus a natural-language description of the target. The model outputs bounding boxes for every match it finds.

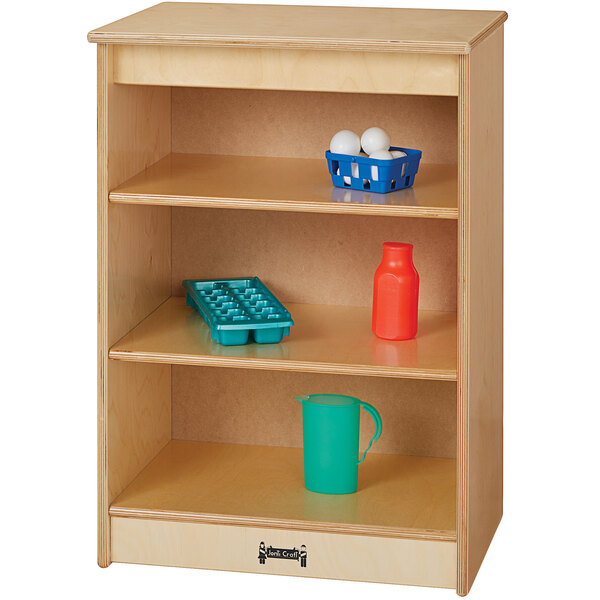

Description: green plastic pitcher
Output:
[295,394,382,494]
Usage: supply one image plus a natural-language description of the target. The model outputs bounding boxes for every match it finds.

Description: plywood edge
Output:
[111,517,457,588]
[466,11,508,52]
[457,50,471,598]
[89,14,506,54]
[88,3,506,56]
[97,42,111,570]
[109,193,459,220]
[109,508,456,542]
[87,32,468,54]
[107,155,459,220]
[108,351,457,382]
[460,515,502,594]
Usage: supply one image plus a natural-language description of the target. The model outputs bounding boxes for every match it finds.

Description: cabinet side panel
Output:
[107,362,171,503]
[105,65,172,345]
[106,77,171,191]
[107,203,172,346]
[457,27,504,595]
[98,43,110,568]
[98,45,172,566]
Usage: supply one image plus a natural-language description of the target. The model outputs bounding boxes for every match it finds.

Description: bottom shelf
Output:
[110,440,456,541]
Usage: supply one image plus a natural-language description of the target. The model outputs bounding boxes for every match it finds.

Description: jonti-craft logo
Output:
[258,542,307,567]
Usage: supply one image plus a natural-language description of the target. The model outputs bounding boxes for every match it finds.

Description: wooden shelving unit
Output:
[90,3,505,595]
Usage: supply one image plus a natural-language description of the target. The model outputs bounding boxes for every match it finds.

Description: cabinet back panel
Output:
[172,88,457,164]
[172,208,457,311]
[172,366,456,459]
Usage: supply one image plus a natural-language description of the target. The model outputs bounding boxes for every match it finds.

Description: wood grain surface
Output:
[110,440,457,540]
[111,517,457,588]
[88,2,507,54]
[107,362,171,504]
[110,154,458,219]
[457,27,504,596]
[97,44,172,568]
[109,297,457,381]
[113,45,458,96]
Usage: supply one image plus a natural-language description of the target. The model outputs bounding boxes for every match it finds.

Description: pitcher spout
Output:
[294,395,309,404]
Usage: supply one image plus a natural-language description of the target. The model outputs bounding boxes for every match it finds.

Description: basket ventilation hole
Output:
[390,179,396,189]
[405,176,411,186]
[363,179,371,190]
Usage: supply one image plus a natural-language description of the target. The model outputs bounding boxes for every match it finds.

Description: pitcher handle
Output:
[358,402,382,464]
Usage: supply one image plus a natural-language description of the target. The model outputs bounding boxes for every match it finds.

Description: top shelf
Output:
[88,2,507,54]
[110,154,458,220]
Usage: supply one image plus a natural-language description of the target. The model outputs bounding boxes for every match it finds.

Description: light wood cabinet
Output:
[89,3,506,595]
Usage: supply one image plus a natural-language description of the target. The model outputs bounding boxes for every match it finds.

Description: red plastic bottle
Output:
[372,242,419,340]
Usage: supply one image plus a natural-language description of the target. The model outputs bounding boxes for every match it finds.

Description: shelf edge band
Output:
[88,33,470,55]
[108,507,456,542]
[109,193,459,220]
[107,350,458,381]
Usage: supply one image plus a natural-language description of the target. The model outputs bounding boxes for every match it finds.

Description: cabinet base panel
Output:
[111,517,456,589]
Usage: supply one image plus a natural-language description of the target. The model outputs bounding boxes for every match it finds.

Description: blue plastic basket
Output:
[326,146,422,194]
[183,277,294,346]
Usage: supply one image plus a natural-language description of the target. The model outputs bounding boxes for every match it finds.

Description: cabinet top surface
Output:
[88,2,507,53]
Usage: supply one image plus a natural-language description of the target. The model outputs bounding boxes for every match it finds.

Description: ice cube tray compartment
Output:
[183,277,294,346]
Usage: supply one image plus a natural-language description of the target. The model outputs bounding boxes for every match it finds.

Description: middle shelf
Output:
[109,297,457,380]
[109,153,458,219]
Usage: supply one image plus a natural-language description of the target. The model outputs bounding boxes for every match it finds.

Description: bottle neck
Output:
[381,243,413,267]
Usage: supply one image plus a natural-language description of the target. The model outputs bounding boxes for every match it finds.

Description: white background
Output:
[1,0,598,598]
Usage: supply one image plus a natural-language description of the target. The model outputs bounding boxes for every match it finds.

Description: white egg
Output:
[330,130,361,155]
[336,161,359,185]
[391,149,408,176]
[370,149,393,160]
[361,127,391,155]
[369,149,394,181]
